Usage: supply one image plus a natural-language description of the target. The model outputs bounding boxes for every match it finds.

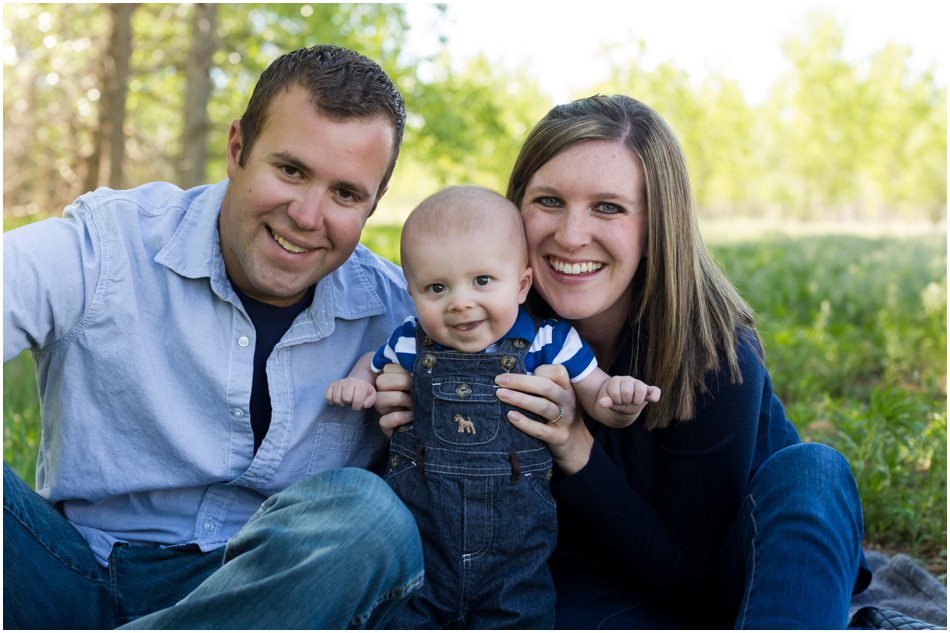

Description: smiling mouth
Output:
[451,320,483,332]
[270,228,310,254]
[547,257,604,275]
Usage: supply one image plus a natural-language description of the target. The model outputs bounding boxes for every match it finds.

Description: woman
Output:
[377,94,870,629]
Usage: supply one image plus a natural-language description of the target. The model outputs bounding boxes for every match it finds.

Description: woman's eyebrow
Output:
[525,184,560,194]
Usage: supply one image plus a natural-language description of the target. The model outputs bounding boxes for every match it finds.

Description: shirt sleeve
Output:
[533,320,597,383]
[551,332,767,597]
[370,317,417,373]
[3,202,104,361]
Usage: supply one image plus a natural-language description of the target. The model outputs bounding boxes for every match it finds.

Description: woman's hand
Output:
[373,363,414,438]
[495,364,595,475]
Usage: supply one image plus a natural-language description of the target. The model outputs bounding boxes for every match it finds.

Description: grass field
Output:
[4,224,947,577]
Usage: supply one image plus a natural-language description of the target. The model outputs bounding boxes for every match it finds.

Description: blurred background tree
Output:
[590,14,946,222]
[3,3,945,227]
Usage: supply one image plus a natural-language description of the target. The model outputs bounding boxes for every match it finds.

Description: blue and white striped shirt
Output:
[371,306,597,382]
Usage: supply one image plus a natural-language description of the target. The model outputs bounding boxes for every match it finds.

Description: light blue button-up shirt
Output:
[3,180,414,565]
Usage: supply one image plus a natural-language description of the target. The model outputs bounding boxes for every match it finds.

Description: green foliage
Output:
[3,5,946,229]
[360,223,402,264]
[714,234,947,404]
[3,352,41,487]
[767,14,947,219]
[710,233,946,563]
[401,52,550,192]
[588,11,946,221]
[823,390,946,556]
[1,3,546,226]
[2,4,108,219]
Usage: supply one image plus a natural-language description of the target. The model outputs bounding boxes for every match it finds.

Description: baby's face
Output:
[405,227,532,353]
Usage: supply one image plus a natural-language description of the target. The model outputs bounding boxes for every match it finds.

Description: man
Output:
[3,45,422,629]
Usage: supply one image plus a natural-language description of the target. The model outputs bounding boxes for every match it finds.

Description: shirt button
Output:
[238,336,250,347]
[203,519,215,531]
[233,408,244,418]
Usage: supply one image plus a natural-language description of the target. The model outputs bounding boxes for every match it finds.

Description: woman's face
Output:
[520,140,647,334]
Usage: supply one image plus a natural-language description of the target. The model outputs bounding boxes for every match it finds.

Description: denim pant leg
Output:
[468,471,556,629]
[3,463,115,629]
[721,443,865,629]
[122,468,424,629]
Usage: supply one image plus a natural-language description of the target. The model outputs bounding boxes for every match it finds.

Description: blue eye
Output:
[595,202,625,215]
[535,196,561,208]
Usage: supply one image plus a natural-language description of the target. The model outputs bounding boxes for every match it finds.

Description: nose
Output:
[287,189,326,231]
[554,209,591,250]
[447,289,475,312]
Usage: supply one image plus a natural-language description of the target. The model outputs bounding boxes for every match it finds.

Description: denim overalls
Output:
[385,327,557,629]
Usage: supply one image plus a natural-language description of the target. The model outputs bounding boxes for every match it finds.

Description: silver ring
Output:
[548,405,565,424]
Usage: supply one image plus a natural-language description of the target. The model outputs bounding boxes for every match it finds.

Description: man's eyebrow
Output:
[268,151,310,174]
[268,151,372,199]
[337,179,372,199]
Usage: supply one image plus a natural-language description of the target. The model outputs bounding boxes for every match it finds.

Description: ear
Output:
[517,266,533,304]
[225,120,243,179]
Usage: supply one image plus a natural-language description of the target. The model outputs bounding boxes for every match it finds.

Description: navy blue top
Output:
[550,330,802,596]
[230,281,314,453]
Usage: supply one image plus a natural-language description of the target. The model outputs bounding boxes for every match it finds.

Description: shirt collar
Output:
[154,180,229,290]
[506,305,536,343]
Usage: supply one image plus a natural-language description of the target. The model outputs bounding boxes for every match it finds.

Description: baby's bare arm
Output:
[573,368,661,428]
[325,352,378,410]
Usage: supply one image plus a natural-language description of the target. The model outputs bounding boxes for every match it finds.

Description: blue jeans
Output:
[3,464,424,629]
[554,443,868,629]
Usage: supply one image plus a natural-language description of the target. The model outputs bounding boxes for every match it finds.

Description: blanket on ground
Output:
[849,550,947,627]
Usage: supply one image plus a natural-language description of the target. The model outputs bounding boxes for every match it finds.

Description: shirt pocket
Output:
[306,407,387,471]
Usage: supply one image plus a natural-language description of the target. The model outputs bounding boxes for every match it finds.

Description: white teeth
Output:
[271,229,308,254]
[549,258,603,275]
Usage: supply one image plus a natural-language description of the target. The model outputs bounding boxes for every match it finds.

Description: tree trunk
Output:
[83,3,135,193]
[106,3,134,188]
[179,3,217,189]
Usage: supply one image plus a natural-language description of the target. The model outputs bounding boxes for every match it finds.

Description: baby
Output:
[326,185,659,628]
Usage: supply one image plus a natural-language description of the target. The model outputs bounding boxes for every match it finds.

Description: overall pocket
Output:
[429,377,501,446]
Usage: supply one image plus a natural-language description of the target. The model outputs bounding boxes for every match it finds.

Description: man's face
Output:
[219,84,394,306]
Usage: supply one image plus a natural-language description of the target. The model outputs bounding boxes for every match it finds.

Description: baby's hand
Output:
[325,377,378,411]
[595,375,661,428]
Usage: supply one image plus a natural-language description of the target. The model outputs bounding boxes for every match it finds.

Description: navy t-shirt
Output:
[231,281,314,453]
